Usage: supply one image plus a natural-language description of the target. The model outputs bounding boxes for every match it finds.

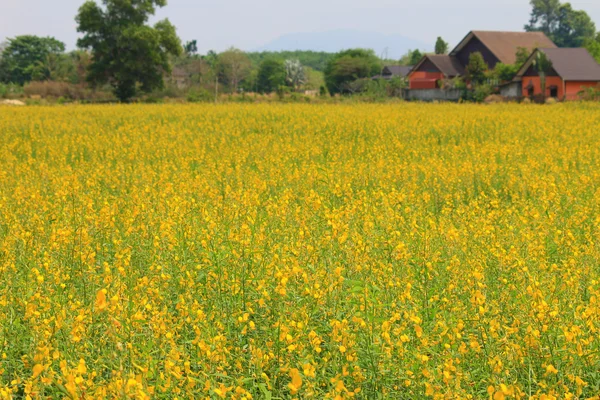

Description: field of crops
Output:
[1,103,600,399]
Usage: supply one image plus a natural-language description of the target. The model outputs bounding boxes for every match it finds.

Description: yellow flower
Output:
[287,368,302,394]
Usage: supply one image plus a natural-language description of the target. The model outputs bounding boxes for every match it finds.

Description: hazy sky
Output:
[2,0,600,53]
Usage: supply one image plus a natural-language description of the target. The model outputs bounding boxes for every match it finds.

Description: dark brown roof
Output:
[451,31,556,65]
[383,65,413,77]
[538,48,600,81]
[427,55,465,77]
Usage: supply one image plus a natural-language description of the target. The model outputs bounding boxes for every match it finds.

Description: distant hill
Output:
[256,29,429,60]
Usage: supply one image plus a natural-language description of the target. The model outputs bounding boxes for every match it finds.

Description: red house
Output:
[408,31,556,89]
[515,48,600,100]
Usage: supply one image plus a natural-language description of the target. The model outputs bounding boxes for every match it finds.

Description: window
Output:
[550,87,558,98]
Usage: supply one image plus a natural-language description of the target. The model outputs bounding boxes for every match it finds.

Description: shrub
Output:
[187,88,213,103]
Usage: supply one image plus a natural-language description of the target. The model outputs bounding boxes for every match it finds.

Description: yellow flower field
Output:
[1,103,600,399]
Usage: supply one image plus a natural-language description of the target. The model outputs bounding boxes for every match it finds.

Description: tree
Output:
[256,59,285,93]
[435,37,449,55]
[324,49,381,95]
[534,51,553,98]
[584,33,600,63]
[465,52,487,85]
[409,50,423,65]
[525,0,596,47]
[284,59,305,91]
[76,0,182,102]
[553,3,596,47]
[184,40,198,56]
[218,47,251,92]
[0,35,65,85]
[525,0,561,37]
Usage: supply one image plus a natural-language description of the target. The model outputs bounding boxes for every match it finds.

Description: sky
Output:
[1,0,600,53]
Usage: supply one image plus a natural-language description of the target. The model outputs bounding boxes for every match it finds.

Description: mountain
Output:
[255,29,429,59]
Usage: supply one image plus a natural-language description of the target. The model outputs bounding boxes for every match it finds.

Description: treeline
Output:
[1,0,599,103]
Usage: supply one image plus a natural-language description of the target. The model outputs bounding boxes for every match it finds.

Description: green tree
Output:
[218,48,251,92]
[0,35,65,85]
[184,40,198,56]
[409,50,423,65]
[76,0,182,102]
[525,0,561,37]
[324,49,381,95]
[256,59,285,93]
[553,3,596,47]
[584,33,600,63]
[534,51,553,98]
[465,52,487,85]
[435,37,449,55]
[525,0,596,47]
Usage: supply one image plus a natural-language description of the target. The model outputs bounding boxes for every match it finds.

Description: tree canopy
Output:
[435,37,449,55]
[76,0,182,102]
[0,35,65,85]
[256,59,285,93]
[466,52,487,85]
[324,49,381,95]
[525,0,596,47]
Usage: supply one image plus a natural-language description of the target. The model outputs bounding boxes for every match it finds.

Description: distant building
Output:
[408,31,556,90]
[515,48,600,100]
[372,65,413,80]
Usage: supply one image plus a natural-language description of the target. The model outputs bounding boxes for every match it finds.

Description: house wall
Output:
[521,76,564,99]
[403,89,462,102]
[565,81,600,100]
[500,82,522,98]
[409,71,444,89]
[455,36,500,69]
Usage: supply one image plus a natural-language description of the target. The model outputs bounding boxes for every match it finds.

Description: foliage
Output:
[324,49,381,95]
[303,67,325,91]
[409,50,423,65]
[284,59,306,90]
[76,0,182,102]
[0,35,65,85]
[398,49,424,66]
[534,50,553,98]
[435,37,449,55]
[186,88,213,102]
[493,63,520,82]
[553,3,597,47]
[218,47,252,92]
[0,82,24,98]
[525,0,596,47]
[584,33,600,63]
[465,52,487,85]
[246,50,335,71]
[256,59,285,93]
[184,40,198,56]
[3,103,600,398]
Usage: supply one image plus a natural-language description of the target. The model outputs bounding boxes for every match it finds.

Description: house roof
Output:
[417,55,464,77]
[515,48,600,81]
[383,65,413,77]
[451,31,556,65]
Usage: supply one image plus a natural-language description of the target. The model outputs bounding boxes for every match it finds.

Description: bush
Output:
[23,80,114,102]
[186,88,213,103]
[0,83,24,99]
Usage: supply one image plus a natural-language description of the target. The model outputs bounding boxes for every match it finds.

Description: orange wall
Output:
[565,81,600,100]
[409,71,444,89]
[521,77,564,99]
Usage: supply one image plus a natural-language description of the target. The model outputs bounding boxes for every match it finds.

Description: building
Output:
[409,55,464,89]
[408,31,556,89]
[372,65,413,80]
[514,48,600,100]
